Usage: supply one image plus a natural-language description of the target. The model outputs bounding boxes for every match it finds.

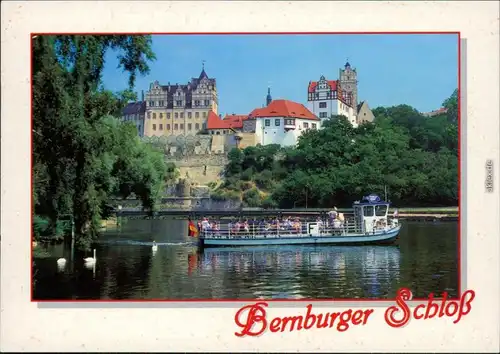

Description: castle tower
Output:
[266,86,272,106]
[339,60,358,111]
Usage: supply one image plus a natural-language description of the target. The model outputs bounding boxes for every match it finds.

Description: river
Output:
[33,219,458,300]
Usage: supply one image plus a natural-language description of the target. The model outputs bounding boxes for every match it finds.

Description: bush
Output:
[261,196,278,209]
[240,168,254,181]
[243,188,261,207]
[33,215,70,240]
[254,170,274,190]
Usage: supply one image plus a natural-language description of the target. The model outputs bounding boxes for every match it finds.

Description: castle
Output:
[121,65,218,138]
[122,61,374,146]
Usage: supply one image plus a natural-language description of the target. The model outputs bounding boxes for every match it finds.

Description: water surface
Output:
[33,219,458,300]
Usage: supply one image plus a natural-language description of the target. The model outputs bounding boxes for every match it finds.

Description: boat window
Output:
[375,205,388,216]
[363,206,374,217]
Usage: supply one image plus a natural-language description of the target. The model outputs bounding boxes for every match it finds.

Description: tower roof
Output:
[199,68,208,80]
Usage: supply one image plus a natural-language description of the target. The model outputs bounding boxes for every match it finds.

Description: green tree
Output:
[32,35,173,249]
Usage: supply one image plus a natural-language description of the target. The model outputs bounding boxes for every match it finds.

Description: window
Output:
[174,124,178,130]
[195,100,200,106]
[312,123,317,129]
[180,124,184,130]
[216,131,220,135]
[202,112,207,118]
[153,113,156,119]
[188,123,192,130]
[175,113,178,119]
[188,112,192,118]
[319,112,327,118]
[167,113,171,119]
[195,123,200,130]
[149,101,154,107]
[166,124,171,130]
[147,112,151,119]
[265,119,270,127]
[284,119,295,125]
[303,122,309,129]
[204,100,210,106]
[363,206,375,217]
[159,100,164,106]
[159,113,163,119]
[375,205,388,216]
[319,102,327,108]
[195,112,199,118]
[176,100,182,106]
[153,124,156,131]
[275,119,280,126]
[159,124,163,130]
[180,112,184,119]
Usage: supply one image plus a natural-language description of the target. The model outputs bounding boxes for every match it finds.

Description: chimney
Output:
[141,90,144,102]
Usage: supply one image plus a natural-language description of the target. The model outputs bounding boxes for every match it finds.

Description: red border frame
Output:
[30,31,462,303]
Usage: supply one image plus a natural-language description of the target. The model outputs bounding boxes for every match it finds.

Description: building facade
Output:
[245,99,320,147]
[307,61,374,127]
[122,99,146,137]
[357,101,375,124]
[141,67,218,137]
[307,76,356,126]
[206,112,248,135]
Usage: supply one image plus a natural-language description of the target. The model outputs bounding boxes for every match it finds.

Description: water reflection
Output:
[32,220,458,300]
[193,246,401,299]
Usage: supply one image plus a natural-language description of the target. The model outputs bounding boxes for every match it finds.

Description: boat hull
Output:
[199,225,401,248]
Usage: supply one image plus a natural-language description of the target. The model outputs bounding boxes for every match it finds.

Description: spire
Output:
[345,58,351,69]
[141,90,144,102]
[266,86,272,106]
[199,60,208,80]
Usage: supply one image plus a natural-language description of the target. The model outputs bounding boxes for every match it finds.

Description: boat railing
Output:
[197,216,398,239]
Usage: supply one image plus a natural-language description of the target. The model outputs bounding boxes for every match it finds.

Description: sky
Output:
[101,34,458,115]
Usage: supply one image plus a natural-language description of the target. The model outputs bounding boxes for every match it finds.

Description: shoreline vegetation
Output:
[32,34,458,253]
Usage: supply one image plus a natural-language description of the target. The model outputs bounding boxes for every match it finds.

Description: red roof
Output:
[308,80,338,93]
[206,111,247,130]
[248,99,319,121]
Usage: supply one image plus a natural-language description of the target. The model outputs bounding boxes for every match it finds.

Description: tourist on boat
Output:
[243,220,250,234]
[201,217,210,231]
[212,221,220,236]
[393,209,399,218]
[328,207,338,226]
[233,220,241,234]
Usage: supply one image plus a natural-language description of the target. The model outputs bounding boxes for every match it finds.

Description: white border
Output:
[1,1,499,352]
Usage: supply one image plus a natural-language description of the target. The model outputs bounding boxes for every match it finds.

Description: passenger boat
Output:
[191,194,402,248]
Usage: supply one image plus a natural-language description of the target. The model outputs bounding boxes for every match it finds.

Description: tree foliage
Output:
[218,91,458,208]
[32,35,175,249]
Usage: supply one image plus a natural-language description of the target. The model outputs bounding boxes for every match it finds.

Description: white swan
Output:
[84,249,96,265]
[152,241,158,253]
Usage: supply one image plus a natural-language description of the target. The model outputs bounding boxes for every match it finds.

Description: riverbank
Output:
[112,207,458,222]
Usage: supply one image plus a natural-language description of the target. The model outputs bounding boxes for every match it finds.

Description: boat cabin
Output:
[353,194,390,233]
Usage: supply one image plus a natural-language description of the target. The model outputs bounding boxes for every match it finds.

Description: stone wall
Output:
[141,134,237,186]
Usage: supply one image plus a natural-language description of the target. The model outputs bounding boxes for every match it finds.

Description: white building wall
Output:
[307,99,357,127]
[255,117,319,147]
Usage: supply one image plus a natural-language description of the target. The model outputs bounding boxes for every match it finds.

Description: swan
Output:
[56,258,66,265]
[84,249,96,265]
[152,241,158,253]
